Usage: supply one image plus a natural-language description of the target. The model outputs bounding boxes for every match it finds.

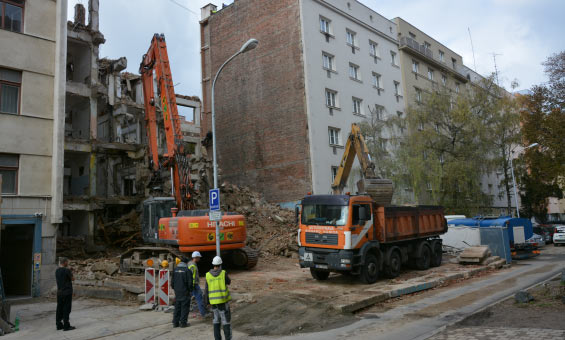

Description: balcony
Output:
[399,37,468,82]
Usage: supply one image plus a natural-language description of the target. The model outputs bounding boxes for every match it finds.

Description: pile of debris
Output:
[70,258,121,281]
[96,210,142,248]
[193,182,298,259]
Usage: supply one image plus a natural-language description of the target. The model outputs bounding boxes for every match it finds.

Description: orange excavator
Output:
[119,34,258,273]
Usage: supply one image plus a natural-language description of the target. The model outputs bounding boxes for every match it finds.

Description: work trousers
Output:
[173,296,190,326]
[191,284,207,316]
[212,302,231,340]
[56,293,72,328]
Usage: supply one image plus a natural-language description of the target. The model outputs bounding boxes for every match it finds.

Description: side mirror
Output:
[295,205,300,225]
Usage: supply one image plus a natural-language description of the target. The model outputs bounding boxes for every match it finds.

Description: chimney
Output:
[201,3,218,21]
[74,3,85,26]
[88,0,99,31]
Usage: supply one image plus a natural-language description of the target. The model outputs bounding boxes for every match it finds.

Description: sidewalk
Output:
[430,327,565,340]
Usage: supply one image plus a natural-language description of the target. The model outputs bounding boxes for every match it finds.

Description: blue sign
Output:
[209,189,220,211]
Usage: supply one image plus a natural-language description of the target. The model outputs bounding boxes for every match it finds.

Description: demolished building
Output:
[61,2,203,253]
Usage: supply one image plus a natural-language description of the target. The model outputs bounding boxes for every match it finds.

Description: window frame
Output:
[352,97,363,115]
[368,40,380,58]
[428,68,434,81]
[331,166,338,183]
[328,127,341,146]
[0,67,22,115]
[439,50,445,62]
[325,88,337,108]
[346,29,356,47]
[394,81,402,96]
[1,0,25,33]
[412,60,419,73]
[415,87,422,103]
[319,16,331,35]
[390,51,398,66]
[372,72,382,89]
[0,153,19,195]
[348,63,360,81]
[441,74,447,86]
[322,52,335,71]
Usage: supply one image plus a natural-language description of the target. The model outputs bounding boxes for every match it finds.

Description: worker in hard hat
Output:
[204,256,232,340]
[188,251,207,318]
[171,256,193,328]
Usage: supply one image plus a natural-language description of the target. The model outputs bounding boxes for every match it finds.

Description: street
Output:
[4,245,564,340]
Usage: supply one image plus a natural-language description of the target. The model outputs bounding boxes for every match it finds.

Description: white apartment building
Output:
[301,0,405,194]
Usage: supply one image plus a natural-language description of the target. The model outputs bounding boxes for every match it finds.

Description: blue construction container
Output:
[448,216,533,245]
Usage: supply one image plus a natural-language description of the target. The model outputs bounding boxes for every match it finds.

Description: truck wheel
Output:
[360,253,379,284]
[310,268,330,281]
[430,242,443,267]
[415,244,431,270]
[384,251,401,278]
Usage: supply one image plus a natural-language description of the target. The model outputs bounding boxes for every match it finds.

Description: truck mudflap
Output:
[299,247,355,271]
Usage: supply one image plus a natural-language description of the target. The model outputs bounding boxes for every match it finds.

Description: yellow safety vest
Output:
[206,270,231,305]
[188,263,197,286]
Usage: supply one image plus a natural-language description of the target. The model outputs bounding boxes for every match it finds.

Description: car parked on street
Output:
[533,226,551,243]
[526,233,545,247]
[552,225,565,246]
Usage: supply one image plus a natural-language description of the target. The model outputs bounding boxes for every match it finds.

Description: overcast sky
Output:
[67,0,564,97]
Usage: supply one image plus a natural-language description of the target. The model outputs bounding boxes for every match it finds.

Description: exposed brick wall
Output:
[200,0,311,203]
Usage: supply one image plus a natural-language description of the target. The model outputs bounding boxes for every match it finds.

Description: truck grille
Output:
[305,232,338,245]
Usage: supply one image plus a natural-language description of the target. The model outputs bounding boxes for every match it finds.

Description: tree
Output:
[517,52,565,220]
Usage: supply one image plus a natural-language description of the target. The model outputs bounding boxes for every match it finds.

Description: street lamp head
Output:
[239,39,259,54]
[526,143,538,149]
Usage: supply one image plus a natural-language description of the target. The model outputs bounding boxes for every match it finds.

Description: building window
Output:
[328,127,341,146]
[346,29,356,46]
[412,60,419,73]
[369,40,379,57]
[374,105,384,120]
[428,68,434,81]
[394,81,402,96]
[320,16,331,34]
[322,52,334,71]
[1,0,24,33]
[372,72,381,88]
[415,87,422,103]
[331,166,338,183]
[439,50,445,62]
[349,63,360,80]
[441,74,447,86]
[451,57,457,69]
[0,153,18,194]
[390,51,398,66]
[0,67,21,115]
[352,97,362,115]
[325,89,337,108]
[424,41,431,50]
[455,83,460,93]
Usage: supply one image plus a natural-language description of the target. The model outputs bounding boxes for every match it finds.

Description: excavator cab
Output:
[141,197,176,243]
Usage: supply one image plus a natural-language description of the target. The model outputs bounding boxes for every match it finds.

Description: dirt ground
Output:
[456,276,565,330]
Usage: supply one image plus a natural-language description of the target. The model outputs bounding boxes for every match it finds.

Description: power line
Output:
[468,27,477,72]
[168,0,198,16]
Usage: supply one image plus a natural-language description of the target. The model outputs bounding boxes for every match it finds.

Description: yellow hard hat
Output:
[175,257,181,265]
[161,260,169,268]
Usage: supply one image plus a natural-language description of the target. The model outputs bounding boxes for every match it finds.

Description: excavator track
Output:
[230,246,259,269]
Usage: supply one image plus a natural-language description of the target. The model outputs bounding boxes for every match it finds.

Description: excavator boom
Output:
[331,123,393,205]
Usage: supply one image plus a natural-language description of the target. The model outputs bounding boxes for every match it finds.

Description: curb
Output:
[335,260,507,313]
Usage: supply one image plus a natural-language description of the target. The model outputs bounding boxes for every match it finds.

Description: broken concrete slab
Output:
[139,303,155,311]
[74,286,126,300]
[90,262,119,276]
[459,246,491,264]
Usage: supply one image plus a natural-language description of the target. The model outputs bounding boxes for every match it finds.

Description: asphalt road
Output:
[276,245,565,340]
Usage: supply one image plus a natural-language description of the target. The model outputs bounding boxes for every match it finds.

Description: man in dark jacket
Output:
[172,257,193,328]
[204,256,232,340]
[55,257,75,331]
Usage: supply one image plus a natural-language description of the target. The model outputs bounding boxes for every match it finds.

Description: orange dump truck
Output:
[298,194,447,283]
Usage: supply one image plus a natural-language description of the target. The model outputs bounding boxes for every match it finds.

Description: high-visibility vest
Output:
[188,263,197,287]
[206,270,231,305]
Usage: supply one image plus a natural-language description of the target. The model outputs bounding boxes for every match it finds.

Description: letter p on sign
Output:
[209,188,220,211]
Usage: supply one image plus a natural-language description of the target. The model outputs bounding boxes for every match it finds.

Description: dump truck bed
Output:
[378,205,446,243]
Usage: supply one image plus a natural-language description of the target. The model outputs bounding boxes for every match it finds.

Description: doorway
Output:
[0,224,34,297]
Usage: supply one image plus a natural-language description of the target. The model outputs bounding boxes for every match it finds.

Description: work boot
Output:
[63,326,76,331]
[56,324,64,330]
[180,323,190,328]
[173,323,179,328]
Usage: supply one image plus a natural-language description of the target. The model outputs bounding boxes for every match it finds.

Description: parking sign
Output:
[209,188,220,211]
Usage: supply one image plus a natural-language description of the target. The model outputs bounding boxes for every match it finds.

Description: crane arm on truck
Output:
[139,33,193,210]
[331,123,393,205]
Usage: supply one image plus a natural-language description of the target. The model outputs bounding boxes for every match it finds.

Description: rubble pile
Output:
[193,182,299,258]
[70,257,121,281]
[96,210,142,248]
[57,236,88,258]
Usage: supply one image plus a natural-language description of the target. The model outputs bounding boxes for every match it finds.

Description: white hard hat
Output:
[212,256,223,266]
[192,251,202,258]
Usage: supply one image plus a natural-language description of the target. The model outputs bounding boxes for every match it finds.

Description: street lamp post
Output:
[509,142,538,218]
[211,38,258,257]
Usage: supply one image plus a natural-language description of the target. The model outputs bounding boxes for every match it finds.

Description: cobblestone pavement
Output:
[430,327,565,340]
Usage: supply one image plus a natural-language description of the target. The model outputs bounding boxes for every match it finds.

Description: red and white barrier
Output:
[158,269,170,306]
[145,268,155,304]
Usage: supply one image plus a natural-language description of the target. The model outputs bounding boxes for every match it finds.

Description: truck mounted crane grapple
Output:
[119,34,257,273]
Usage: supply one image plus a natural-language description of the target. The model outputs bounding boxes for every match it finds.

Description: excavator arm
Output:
[331,123,393,205]
[140,34,193,210]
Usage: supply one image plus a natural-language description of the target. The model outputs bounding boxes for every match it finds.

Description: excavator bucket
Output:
[357,178,394,206]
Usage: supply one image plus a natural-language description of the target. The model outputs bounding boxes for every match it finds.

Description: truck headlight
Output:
[341,259,351,264]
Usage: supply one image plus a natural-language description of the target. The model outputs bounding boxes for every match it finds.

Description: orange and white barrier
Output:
[145,268,155,304]
[158,269,170,306]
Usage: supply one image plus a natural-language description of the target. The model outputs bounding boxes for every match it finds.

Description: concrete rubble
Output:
[458,246,492,264]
